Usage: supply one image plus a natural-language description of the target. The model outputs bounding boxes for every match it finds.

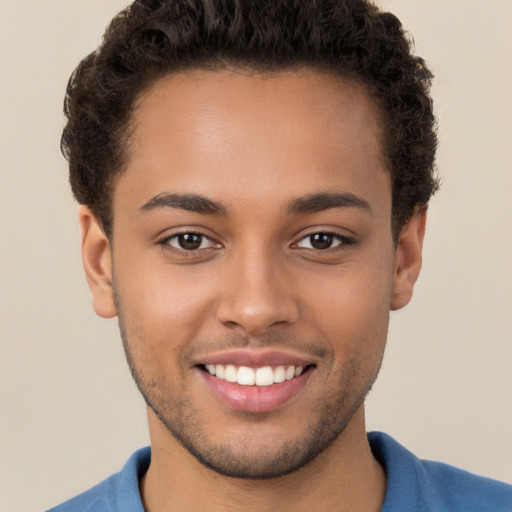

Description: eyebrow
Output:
[287,192,371,215]
[140,193,227,216]
[140,191,370,217]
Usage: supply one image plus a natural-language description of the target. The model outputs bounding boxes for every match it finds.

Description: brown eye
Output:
[177,233,203,250]
[166,232,213,251]
[296,232,352,251]
[309,233,334,250]
[297,233,338,250]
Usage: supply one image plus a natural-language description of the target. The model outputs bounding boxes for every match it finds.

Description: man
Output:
[49,0,512,511]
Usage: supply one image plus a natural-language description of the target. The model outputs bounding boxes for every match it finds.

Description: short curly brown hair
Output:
[62,0,439,239]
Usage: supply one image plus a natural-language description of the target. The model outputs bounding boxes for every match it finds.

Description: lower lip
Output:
[199,368,313,413]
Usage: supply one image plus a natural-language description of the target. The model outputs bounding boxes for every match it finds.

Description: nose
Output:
[215,249,300,336]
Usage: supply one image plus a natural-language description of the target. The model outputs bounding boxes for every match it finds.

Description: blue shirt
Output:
[47,432,512,511]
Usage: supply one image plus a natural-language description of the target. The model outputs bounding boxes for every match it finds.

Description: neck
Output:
[141,407,386,512]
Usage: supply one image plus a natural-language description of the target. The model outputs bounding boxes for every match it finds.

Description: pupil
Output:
[179,233,202,250]
[311,233,333,250]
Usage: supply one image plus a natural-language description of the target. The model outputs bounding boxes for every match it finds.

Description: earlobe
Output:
[79,206,117,318]
[390,208,427,311]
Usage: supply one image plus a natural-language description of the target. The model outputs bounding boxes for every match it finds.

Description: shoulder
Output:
[420,458,512,510]
[46,447,151,512]
[368,432,512,512]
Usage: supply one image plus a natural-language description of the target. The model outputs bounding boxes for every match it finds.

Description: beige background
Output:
[1,1,511,511]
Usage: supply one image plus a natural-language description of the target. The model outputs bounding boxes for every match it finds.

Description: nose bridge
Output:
[216,242,299,334]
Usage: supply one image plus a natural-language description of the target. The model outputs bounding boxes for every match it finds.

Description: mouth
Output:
[200,363,311,387]
[196,353,317,413]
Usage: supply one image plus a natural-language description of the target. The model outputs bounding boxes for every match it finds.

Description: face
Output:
[82,68,423,479]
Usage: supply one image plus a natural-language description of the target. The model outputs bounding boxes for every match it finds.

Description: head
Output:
[65,0,438,480]
[62,0,438,241]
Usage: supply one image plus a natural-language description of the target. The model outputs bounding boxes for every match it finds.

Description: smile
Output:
[199,360,315,413]
[204,364,304,386]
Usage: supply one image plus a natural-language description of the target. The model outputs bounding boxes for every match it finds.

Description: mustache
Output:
[113,284,330,362]
[181,332,330,362]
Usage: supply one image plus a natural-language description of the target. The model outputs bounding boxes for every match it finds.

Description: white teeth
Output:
[274,365,286,383]
[255,366,274,386]
[237,366,255,385]
[224,364,237,383]
[215,364,225,379]
[205,363,308,386]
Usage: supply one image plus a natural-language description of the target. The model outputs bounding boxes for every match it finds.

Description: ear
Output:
[391,208,427,311]
[79,206,117,318]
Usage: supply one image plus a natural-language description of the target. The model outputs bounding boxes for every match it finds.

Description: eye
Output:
[164,232,218,251]
[296,232,348,250]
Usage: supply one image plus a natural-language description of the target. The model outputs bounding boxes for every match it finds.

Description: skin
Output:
[80,69,426,512]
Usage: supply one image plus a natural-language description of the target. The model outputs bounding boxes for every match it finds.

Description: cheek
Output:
[301,255,394,358]
[113,255,219,356]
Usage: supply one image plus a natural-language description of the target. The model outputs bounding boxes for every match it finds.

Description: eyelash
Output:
[294,232,354,252]
[159,231,220,256]
[158,230,354,256]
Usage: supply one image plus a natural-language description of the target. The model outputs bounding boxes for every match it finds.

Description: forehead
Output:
[116,68,389,216]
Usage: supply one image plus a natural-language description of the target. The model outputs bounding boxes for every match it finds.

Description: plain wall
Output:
[0,1,510,511]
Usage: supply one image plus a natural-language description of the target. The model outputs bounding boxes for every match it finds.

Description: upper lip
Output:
[195,349,317,368]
